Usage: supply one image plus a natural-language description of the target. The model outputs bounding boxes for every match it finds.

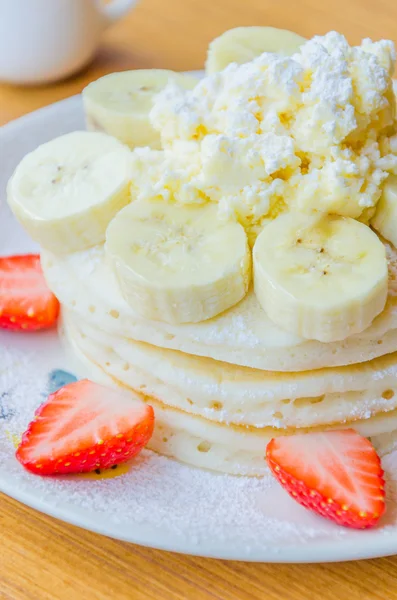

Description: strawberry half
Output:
[0,254,59,331]
[16,379,154,475]
[266,429,385,529]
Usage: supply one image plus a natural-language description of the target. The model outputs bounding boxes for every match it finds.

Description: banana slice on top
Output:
[82,70,198,150]
[7,131,132,254]
[371,175,397,249]
[106,200,251,324]
[253,213,388,342]
[206,26,306,74]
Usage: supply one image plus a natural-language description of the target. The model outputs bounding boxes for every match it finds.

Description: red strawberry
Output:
[0,254,59,331]
[16,379,154,475]
[266,429,385,529]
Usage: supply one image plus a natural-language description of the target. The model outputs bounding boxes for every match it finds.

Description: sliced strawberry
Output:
[0,254,59,331]
[16,379,154,475]
[266,429,385,529]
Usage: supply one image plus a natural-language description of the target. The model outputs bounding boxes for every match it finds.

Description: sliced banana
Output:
[371,175,397,249]
[253,213,388,342]
[7,131,132,254]
[105,200,251,324]
[206,26,306,74]
[82,70,198,150]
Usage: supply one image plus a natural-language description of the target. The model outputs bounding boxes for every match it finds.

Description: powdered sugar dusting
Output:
[63,244,104,277]
[3,335,397,559]
[0,333,352,556]
[0,344,49,436]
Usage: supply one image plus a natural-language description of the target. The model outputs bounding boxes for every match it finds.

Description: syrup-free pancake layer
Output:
[61,312,397,476]
[41,242,397,372]
[43,238,397,475]
[64,310,397,429]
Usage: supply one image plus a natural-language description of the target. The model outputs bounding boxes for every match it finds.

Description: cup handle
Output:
[100,0,136,25]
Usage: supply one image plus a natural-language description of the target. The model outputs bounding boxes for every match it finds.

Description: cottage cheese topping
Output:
[129,32,397,239]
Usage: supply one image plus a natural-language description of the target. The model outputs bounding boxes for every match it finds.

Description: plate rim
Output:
[2,467,397,563]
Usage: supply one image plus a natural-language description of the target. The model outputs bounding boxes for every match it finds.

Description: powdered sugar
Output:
[0,332,347,555]
[0,351,344,548]
[2,331,397,559]
[0,343,49,435]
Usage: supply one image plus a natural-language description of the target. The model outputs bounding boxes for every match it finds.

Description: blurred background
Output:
[0,0,396,124]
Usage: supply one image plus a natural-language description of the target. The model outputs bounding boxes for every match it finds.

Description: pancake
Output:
[60,312,397,476]
[41,242,397,372]
[63,310,397,429]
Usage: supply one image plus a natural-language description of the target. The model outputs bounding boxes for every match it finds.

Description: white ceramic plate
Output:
[2,91,397,563]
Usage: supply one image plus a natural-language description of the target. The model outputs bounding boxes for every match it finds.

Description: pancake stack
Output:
[39,244,397,475]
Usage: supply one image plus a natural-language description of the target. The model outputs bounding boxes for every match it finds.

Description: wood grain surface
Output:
[2,0,397,598]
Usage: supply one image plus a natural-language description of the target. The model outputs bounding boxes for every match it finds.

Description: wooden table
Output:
[2,1,397,598]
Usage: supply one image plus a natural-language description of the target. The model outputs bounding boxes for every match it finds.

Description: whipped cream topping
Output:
[129,32,397,240]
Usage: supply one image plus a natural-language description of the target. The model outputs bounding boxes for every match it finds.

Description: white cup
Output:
[0,0,137,84]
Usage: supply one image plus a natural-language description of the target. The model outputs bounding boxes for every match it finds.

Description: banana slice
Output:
[105,200,251,324]
[7,131,132,254]
[82,70,198,150]
[206,26,306,74]
[253,213,388,342]
[371,175,397,249]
